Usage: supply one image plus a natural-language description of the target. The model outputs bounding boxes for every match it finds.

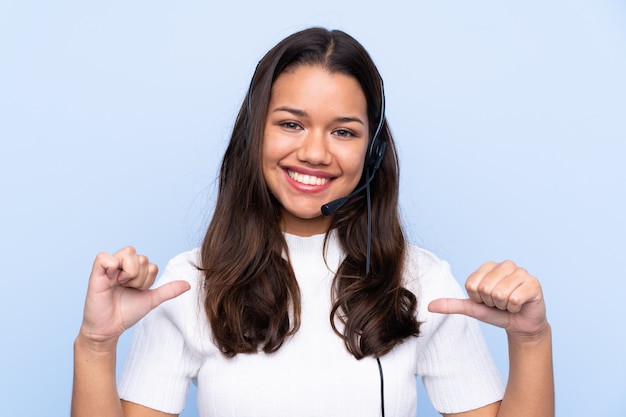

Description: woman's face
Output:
[262,65,369,236]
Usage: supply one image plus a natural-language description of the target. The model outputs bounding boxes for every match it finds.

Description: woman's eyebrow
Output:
[272,106,308,117]
[334,116,365,125]
[273,107,365,125]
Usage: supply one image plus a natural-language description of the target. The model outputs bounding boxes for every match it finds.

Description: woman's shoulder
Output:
[153,248,204,312]
[166,247,201,268]
[403,243,448,278]
[145,248,213,337]
[403,243,465,300]
[159,248,202,283]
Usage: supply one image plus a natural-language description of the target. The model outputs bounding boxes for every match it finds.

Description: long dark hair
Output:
[200,27,420,359]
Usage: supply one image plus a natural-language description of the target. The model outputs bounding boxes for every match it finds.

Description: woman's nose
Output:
[296,130,332,165]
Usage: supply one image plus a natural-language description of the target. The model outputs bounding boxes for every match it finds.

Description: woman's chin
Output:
[279,208,331,236]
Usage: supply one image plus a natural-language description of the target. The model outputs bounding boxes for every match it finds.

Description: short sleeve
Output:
[118,251,203,414]
[409,248,505,414]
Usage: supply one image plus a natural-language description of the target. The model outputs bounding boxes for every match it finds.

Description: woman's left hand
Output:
[429,260,549,340]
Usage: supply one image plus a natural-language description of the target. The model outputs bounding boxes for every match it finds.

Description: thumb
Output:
[148,280,191,309]
[119,280,192,333]
[428,298,509,328]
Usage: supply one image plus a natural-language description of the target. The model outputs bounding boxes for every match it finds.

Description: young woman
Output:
[72,27,554,417]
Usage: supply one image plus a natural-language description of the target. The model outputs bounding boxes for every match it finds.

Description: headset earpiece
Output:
[366,78,386,172]
[368,138,386,171]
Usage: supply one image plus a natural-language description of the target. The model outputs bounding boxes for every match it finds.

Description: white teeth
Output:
[288,170,329,186]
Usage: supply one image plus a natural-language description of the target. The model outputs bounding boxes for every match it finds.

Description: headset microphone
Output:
[320,197,350,217]
[320,148,383,216]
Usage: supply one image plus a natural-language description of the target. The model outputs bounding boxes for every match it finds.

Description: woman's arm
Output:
[71,247,190,417]
[430,260,554,417]
[72,334,123,417]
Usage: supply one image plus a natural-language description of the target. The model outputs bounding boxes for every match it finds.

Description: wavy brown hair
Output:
[200,27,420,359]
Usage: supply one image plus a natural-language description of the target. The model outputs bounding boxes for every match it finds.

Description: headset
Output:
[245,67,388,417]
[320,77,386,217]
[244,66,387,208]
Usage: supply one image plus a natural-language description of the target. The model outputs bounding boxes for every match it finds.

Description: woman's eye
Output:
[280,121,302,130]
[333,129,355,138]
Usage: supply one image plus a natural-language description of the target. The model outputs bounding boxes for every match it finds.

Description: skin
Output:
[262,65,369,236]
[432,261,554,417]
[72,246,187,417]
[72,65,554,417]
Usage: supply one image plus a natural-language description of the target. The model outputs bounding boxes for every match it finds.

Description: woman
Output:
[72,27,554,417]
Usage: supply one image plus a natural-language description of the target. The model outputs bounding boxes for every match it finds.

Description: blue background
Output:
[1,1,625,416]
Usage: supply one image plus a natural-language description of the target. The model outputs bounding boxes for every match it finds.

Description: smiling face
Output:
[262,65,369,236]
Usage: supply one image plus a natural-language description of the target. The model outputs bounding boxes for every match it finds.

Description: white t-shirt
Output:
[119,232,504,416]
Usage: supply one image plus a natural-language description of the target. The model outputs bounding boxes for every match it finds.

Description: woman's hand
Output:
[429,260,548,340]
[78,246,190,349]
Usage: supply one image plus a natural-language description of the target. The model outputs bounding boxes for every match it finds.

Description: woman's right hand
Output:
[78,246,191,349]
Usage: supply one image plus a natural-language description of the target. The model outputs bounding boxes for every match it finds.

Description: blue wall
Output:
[1,1,625,416]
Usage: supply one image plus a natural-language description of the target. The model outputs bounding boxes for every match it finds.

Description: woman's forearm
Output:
[71,334,124,417]
[498,324,554,417]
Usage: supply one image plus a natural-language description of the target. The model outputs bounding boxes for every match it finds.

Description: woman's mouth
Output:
[287,169,330,186]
